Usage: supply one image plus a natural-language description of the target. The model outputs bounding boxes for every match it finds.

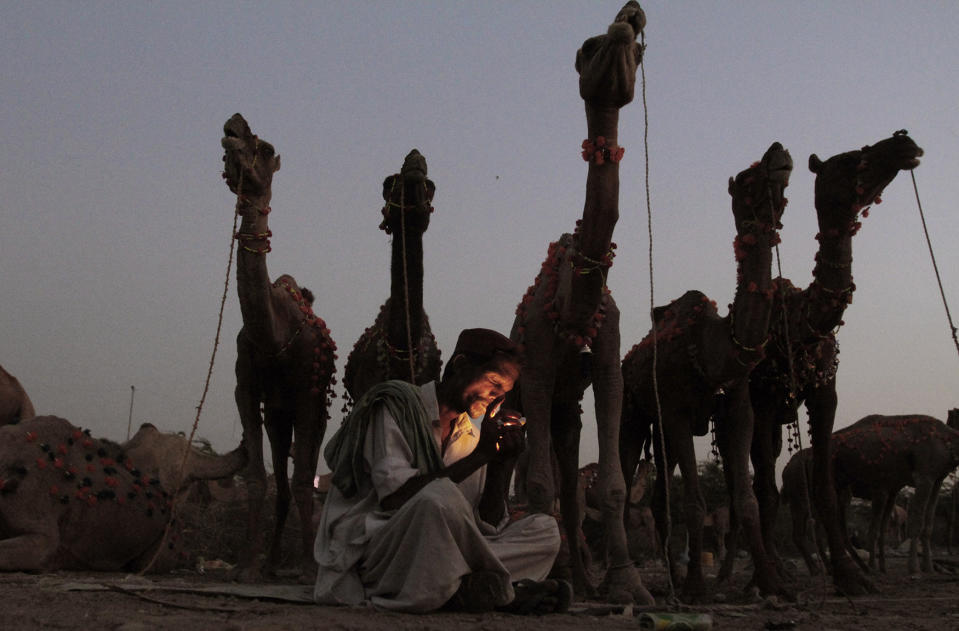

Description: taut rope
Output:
[911,171,959,362]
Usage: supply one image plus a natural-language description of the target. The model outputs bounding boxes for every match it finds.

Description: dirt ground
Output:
[6,552,959,631]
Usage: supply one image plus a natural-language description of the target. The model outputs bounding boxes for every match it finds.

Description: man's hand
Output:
[494,421,526,461]
[476,396,526,462]
[476,396,505,461]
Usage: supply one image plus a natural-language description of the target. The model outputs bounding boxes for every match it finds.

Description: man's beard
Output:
[464,394,490,419]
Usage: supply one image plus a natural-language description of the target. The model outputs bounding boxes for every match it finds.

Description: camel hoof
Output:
[604,564,654,606]
[753,567,795,603]
[833,559,878,596]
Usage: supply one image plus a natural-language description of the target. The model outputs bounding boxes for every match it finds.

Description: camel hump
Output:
[652,290,715,324]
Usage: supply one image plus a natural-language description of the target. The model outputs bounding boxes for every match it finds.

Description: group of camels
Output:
[0,1,941,606]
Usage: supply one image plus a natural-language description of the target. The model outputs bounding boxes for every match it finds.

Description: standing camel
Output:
[737,131,923,596]
[221,114,338,582]
[510,1,651,604]
[620,142,793,600]
[0,364,35,426]
[343,149,441,404]
[833,412,959,574]
[783,411,959,575]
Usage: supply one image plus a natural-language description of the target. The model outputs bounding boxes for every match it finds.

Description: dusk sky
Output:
[2,2,957,480]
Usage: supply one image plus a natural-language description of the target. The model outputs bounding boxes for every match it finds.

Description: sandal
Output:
[500,578,574,615]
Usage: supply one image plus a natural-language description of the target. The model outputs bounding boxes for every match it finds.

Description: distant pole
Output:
[126,385,136,440]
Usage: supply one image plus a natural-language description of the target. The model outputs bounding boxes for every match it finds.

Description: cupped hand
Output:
[493,422,526,461]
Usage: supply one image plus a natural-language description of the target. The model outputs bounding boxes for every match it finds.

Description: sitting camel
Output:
[0,416,246,572]
[0,364,35,426]
[782,410,959,575]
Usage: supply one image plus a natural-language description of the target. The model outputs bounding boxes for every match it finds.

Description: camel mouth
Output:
[904,151,923,170]
[769,163,793,176]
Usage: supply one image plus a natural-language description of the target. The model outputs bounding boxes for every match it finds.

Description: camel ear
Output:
[808,154,823,173]
[382,175,397,201]
[728,176,735,196]
[274,154,281,173]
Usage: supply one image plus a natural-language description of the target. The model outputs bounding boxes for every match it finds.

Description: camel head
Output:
[380,149,435,235]
[221,113,281,199]
[728,142,793,234]
[123,424,247,497]
[808,130,922,231]
[575,1,645,109]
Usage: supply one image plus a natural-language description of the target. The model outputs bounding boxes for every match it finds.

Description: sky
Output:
[2,2,958,482]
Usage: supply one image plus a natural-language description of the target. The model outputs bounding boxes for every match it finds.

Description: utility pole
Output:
[126,385,135,440]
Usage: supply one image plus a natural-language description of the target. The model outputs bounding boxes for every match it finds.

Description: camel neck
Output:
[805,203,857,335]
[235,195,276,340]
[578,105,621,257]
[563,105,621,334]
[730,222,777,352]
[387,219,425,354]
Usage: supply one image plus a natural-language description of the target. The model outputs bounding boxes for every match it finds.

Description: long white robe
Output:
[314,381,560,612]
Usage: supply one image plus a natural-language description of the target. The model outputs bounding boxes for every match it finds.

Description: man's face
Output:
[456,362,519,419]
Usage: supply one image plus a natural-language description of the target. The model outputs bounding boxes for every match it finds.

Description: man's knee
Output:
[406,478,473,518]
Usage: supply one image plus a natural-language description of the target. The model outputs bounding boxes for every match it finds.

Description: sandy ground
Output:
[5,553,959,631]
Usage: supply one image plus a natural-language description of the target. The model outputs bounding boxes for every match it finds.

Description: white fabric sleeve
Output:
[364,406,420,500]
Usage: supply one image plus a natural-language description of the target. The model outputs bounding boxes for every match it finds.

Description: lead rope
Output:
[638,28,676,602]
[138,164,245,574]
[911,171,959,362]
[399,183,417,382]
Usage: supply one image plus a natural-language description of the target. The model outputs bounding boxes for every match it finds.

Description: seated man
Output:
[314,328,566,613]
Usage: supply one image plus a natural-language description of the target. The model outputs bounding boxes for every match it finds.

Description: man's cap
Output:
[453,328,519,360]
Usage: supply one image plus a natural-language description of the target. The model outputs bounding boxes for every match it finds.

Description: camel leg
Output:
[875,492,898,573]
[0,527,59,571]
[264,408,293,575]
[906,478,935,574]
[836,488,867,573]
[750,410,784,574]
[789,496,822,576]
[234,380,267,582]
[291,396,323,582]
[650,453,681,588]
[920,479,943,573]
[806,384,875,595]
[520,366,557,516]
[865,494,884,571]
[713,417,738,583]
[720,382,786,599]
[552,399,594,597]
[590,327,653,606]
[618,402,646,527]
[675,431,707,602]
